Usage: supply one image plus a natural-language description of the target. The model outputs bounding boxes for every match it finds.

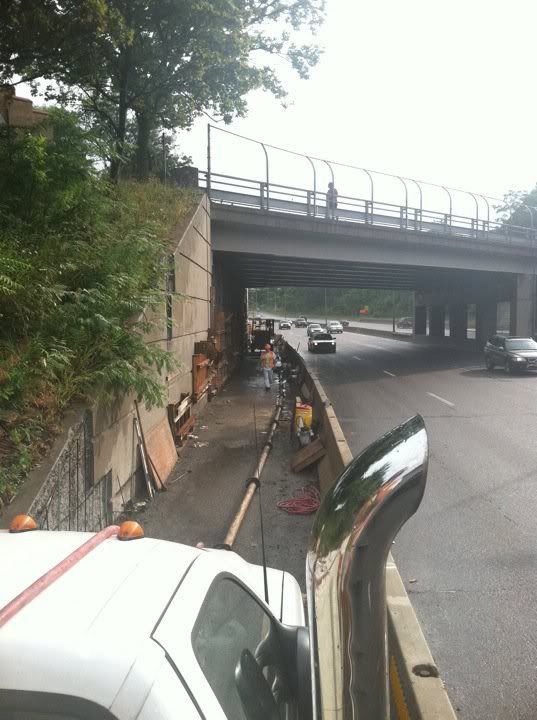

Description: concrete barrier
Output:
[345,325,415,342]
[286,344,456,720]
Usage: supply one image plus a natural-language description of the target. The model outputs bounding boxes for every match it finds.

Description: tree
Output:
[496,186,537,229]
[0,0,325,179]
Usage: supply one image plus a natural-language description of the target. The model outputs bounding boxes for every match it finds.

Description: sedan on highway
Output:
[484,335,537,373]
[327,321,343,334]
[307,323,323,337]
[278,320,291,330]
[308,332,336,353]
[294,317,308,328]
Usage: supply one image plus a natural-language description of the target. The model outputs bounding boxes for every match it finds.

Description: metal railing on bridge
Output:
[201,170,537,248]
[203,124,537,249]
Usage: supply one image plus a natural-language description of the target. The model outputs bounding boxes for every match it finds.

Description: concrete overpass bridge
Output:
[203,127,537,344]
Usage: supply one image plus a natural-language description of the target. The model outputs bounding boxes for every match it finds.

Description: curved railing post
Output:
[261,142,269,211]
[479,194,490,237]
[397,176,409,228]
[306,155,317,217]
[363,168,374,223]
[441,186,452,233]
[468,191,479,238]
[408,177,423,230]
[307,415,428,720]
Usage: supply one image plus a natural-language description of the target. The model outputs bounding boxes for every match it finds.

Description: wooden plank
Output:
[145,417,178,488]
[133,417,154,498]
[134,401,160,492]
[291,438,326,473]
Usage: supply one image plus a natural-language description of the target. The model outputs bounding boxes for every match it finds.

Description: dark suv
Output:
[484,335,537,373]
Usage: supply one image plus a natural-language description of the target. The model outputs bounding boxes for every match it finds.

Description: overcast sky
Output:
[180,0,537,217]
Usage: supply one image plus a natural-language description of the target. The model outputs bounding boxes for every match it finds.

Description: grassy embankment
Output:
[0,110,197,505]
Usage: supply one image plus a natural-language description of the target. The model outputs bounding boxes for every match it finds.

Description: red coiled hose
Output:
[277,485,321,515]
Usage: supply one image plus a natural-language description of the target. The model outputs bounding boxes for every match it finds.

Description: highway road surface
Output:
[285,325,537,720]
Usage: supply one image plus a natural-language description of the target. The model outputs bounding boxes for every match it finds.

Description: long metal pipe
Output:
[223,403,282,548]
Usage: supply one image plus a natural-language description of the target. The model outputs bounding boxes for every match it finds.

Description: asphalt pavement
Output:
[284,325,537,720]
[131,357,316,589]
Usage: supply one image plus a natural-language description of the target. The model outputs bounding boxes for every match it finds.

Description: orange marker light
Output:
[9,515,37,533]
[118,520,144,541]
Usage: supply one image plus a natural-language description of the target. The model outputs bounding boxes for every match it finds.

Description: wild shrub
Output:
[0,109,197,500]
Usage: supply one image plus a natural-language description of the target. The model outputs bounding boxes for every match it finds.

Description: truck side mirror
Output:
[235,649,279,720]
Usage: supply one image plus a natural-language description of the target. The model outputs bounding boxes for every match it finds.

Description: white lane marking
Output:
[383,370,396,377]
[426,392,455,408]
[352,355,362,360]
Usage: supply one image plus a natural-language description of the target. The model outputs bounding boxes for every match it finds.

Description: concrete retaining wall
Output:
[288,344,456,720]
[1,194,212,531]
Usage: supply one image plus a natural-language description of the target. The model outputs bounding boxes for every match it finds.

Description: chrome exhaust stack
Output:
[307,415,428,719]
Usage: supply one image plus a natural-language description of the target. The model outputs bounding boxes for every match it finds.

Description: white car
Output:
[0,415,429,720]
[308,332,337,353]
[327,322,343,334]
[306,323,322,337]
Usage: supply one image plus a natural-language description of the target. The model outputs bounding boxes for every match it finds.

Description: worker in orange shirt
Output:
[260,343,276,392]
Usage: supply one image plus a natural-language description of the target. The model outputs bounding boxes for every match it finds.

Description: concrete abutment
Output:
[429,305,446,338]
[449,303,468,341]
[414,305,427,335]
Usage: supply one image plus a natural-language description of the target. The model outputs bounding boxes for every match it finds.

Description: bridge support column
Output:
[429,305,445,338]
[476,302,497,346]
[511,274,536,337]
[449,304,467,342]
[414,305,427,335]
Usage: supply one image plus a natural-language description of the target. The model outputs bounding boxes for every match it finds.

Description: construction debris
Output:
[291,438,326,473]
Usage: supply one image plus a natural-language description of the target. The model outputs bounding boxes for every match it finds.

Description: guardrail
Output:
[285,342,457,719]
[202,170,537,249]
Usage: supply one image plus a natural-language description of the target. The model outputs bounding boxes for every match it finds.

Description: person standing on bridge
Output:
[326,182,338,220]
[260,343,276,392]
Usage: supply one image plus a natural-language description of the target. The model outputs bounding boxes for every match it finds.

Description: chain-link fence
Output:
[29,410,113,532]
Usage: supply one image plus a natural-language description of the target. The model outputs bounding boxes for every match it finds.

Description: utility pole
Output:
[392,290,396,334]
[325,288,328,327]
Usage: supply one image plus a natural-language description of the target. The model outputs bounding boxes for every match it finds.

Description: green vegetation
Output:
[251,287,414,319]
[0,110,197,502]
[497,185,537,227]
[1,0,324,179]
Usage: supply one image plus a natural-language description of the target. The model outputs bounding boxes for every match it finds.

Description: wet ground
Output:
[132,357,317,588]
